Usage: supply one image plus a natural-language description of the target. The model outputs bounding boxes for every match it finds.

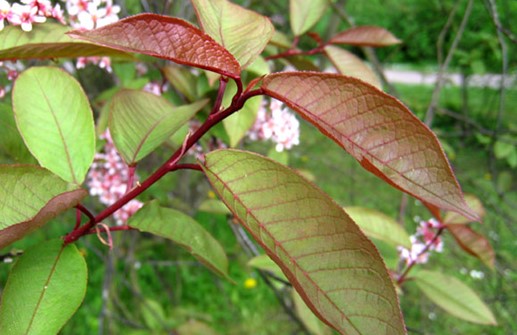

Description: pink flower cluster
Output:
[398,218,444,265]
[0,60,24,99]
[0,0,60,32]
[248,99,300,152]
[0,1,120,72]
[87,130,143,225]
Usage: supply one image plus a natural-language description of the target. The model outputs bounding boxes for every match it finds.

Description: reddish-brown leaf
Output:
[261,72,477,221]
[447,224,495,269]
[0,165,87,248]
[68,14,241,78]
[329,26,401,47]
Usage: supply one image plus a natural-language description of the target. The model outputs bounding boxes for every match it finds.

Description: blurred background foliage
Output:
[1,0,516,334]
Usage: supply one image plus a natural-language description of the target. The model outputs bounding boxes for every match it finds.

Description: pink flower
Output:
[143,82,164,96]
[0,0,11,31]
[398,218,444,265]
[51,3,66,24]
[9,3,46,32]
[21,0,52,16]
[87,130,143,225]
[248,99,300,152]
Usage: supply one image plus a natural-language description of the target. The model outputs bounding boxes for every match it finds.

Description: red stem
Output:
[63,84,263,245]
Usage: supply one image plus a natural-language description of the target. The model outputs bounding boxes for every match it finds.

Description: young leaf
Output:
[163,65,199,102]
[446,225,495,269]
[202,149,406,335]
[0,23,129,61]
[444,194,484,225]
[0,103,35,163]
[109,89,207,164]
[290,0,328,36]
[261,72,477,221]
[329,26,401,47]
[413,270,497,325]
[247,254,287,281]
[324,45,381,89]
[69,14,241,79]
[222,81,262,147]
[0,165,87,249]
[192,0,274,69]
[293,290,333,335]
[0,239,88,334]
[13,66,95,184]
[344,207,411,249]
[129,201,230,280]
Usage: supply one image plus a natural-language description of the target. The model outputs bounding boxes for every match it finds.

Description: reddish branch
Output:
[64,80,264,245]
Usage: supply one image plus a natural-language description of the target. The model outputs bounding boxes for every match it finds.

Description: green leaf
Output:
[192,0,274,69]
[202,149,406,335]
[344,207,411,249]
[443,194,484,225]
[0,23,129,61]
[163,65,199,102]
[177,320,220,335]
[494,140,514,159]
[69,14,241,79]
[12,66,95,184]
[290,0,328,36]
[0,239,88,334]
[446,225,495,269]
[293,290,333,335]
[0,103,35,163]
[222,83,262,147]
[413,270,497,325]
[198,199,231,215]
[247,254,287,281]
[261,72,477,222]
[324,45,381,89]
[329,26,401,47]
[109,90,207,164]
[129,201,230,279]
[0,165,87,248]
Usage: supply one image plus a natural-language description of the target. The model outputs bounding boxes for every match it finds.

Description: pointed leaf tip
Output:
[261,72,477,221]
[330,26,401,47]
[69,13,241,78]
[202,149,406,335]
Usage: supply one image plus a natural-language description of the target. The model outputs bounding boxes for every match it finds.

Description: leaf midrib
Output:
[25,244,65,334]
[33,74,77,184]
[205,165,363,335]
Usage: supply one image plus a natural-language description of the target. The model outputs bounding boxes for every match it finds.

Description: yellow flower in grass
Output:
[244,277,257,289]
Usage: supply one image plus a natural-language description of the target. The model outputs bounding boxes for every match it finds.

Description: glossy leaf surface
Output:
[69,14,241,78]
[324,45,381,89]
[344,207,411,248]
[202,149,406,335]
[129,201,230,279]
[290,0,328,36]
[329,26,401,47]
[0,240,87,334]
[192,0,274,69]
[413,270,497,325]
[0,166,87,249]
[261,72,476,221]
[13,66,95,184]
[0,23,129,61]
[447,225,495,269]
[109,89,207,164]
